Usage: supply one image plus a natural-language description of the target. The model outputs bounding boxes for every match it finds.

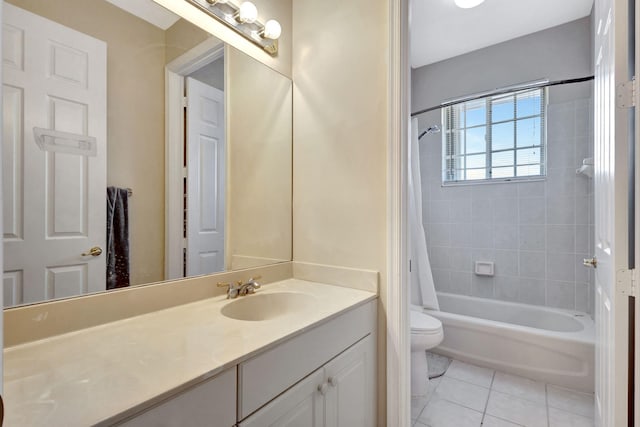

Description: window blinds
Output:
[442,88,546,184]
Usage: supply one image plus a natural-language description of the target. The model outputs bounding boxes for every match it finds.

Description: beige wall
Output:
[189,57,225,90]
[165,17,210,64]
[7,0,168,286]
[291,0,389,423]
[226,46,293,270]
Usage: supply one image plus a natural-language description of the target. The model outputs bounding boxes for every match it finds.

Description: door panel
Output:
[2,3,107,305]
[2,84,23,241]
[47,152,88,236]
[2,271,22,307]
[198,135,219,231]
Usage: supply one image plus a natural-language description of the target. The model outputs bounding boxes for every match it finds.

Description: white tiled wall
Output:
[421,97,595,315]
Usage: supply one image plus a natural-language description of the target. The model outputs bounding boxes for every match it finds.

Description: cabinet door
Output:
[324,335,375,427]
[240,370,325,427]
[119,368,236,427]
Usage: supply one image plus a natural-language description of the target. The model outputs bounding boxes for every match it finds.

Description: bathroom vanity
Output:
[4,279,377,426]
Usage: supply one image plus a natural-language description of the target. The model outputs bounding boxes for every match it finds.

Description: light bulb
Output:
[454,0,485,8]
[238,2,258,23]
[262,20,282,40]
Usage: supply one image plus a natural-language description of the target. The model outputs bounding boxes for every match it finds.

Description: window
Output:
[442,88,546,184]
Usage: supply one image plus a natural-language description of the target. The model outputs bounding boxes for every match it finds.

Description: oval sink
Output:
[220,292,317,321]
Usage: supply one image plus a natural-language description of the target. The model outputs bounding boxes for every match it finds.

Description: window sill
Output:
[441,176,547,187]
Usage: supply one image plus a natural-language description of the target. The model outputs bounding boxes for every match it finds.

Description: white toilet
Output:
[410,306,444,397]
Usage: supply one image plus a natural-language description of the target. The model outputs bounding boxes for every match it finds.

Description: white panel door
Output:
[185,77,225,275]
[2,4,107,306]
[593,0,632,425]
[324,336,375,427]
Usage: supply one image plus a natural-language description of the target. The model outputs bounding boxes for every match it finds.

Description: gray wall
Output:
[189,56,225,91]
[412,18,595,315]
[412,17,592,114]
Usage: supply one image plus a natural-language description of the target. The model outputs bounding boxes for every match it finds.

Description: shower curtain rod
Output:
[410,75,595,118]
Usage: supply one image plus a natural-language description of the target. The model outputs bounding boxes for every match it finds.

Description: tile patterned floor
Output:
[412,359,595,427]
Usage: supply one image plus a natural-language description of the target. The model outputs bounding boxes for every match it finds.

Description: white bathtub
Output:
[424,292,595,393]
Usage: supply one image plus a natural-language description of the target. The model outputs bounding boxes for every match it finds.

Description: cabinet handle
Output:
[317,383,328,396]
[328,377,337,387]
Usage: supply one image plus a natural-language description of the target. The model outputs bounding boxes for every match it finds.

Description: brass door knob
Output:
[82,246,103,257]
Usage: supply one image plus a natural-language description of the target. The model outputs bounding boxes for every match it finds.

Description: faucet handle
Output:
[249,276,261,290]
[217,282,239,299]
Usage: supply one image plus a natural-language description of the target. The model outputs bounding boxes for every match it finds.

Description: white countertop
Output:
[3,279,376,426]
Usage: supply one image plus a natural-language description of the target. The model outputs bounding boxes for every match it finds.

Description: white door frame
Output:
[387,0,411,426]
[165,38,224,280]
[0,0,5,392]
[635,0,640,421]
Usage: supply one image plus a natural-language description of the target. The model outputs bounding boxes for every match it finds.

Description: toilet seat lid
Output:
[410,310,442,332]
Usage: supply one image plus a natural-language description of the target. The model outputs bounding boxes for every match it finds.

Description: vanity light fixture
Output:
[237,1,258,24]
[262,20,282,40]
[186,0,281,55]
[454,0,485,8]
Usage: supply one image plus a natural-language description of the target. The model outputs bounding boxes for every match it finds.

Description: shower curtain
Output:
[409,118,439,310]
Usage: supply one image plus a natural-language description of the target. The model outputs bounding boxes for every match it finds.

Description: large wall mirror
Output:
[2,0,293,307]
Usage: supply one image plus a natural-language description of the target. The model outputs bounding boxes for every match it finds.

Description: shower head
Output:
[418,125,441,140]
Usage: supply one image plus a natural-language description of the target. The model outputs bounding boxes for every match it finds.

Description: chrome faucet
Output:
[217,281,240,299]
[217,275,261,299]
[239,276,261,296]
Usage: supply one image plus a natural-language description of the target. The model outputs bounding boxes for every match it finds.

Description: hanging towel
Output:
[106,186,130,290]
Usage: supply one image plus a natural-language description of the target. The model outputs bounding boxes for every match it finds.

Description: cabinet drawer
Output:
[118,367,236,427]
[238,300,376,419]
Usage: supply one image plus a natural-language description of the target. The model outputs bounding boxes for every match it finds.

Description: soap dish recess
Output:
[474,261,494,276]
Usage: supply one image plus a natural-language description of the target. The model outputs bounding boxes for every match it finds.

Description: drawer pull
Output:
[328,377,337,387]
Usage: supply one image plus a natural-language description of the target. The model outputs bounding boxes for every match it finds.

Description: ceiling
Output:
[410,0,594,69]
[105,0,180,29]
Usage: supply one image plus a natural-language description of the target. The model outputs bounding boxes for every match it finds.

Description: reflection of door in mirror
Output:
[3,3,107,306]
[185,72,226,276]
